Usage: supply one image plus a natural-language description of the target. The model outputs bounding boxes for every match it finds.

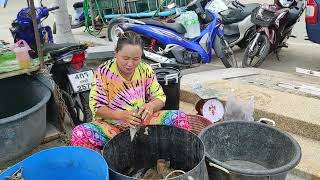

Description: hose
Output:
[94,0,108,27]
[152,0,169,19]
[83,0,91,32]
[83,0,105,36]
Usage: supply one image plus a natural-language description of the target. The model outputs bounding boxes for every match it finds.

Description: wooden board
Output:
[0,66,40,80]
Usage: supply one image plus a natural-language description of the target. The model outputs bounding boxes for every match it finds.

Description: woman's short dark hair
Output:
[115,31,143,52]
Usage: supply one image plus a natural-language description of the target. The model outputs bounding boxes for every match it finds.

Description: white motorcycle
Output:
[206,0,260,48]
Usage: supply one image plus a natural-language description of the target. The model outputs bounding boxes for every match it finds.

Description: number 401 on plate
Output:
[68,70,94,93]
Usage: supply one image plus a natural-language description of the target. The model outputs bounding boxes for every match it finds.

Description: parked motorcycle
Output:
[109,0,259,49]
[46,44,93,126]
[10,6,57,58]
[242,0,305,67]
[209,0,260,48]
[70,1,86,29]
[10,5,93,125]
[108,0,237,68]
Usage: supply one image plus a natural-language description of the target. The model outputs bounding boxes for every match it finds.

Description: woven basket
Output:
[187,114,212,135]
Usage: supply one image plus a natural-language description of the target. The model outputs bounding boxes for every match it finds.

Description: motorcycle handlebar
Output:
[236,0,245,7]
[48,6,59,11]
[238,2,245,7]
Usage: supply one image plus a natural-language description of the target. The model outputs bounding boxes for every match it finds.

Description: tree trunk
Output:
[52,0,75,43]
[34,0,41,7]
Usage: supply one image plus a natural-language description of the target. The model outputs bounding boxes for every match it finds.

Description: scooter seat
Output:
[139,19,187,34]
[43,43,87,57]
[221,3,260,25]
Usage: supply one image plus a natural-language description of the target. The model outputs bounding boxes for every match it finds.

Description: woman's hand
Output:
[118,110,142,128]
[138,104,154,121]
[138,99,164,120]
[97,107,142,128]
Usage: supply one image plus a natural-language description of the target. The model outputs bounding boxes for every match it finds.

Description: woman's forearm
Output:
[149,99,165,112]
[96,99,164,120]
[96,107,121,120]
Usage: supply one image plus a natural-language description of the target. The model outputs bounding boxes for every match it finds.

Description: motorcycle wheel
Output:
[65,85,92,126]
[242,34,270,68]
[214,36,237,68]
[108,20,124,42]
[76,92,92,125]
[237,26,256,49]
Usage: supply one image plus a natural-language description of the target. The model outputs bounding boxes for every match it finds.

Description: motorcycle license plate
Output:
[68,70,94,93]
[205,0,228,13]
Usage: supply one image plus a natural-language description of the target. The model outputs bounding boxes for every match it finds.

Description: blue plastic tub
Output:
[0,146,109,180]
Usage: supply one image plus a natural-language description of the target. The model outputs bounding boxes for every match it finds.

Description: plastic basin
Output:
[0,75,51,164]
[0,146,109,180]
[199,121,301,180]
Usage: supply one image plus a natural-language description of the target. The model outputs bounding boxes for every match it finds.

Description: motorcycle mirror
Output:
[0,0,8,8]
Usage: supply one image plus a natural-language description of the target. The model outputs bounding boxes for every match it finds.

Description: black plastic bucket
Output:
[153,65,182,110]
[103,125,209,180]
[199,121,301,180]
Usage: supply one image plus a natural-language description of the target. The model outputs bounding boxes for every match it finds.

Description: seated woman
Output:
[70,31,190,151]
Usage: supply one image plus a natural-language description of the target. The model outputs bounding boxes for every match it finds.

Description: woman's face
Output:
[115,44,142,75]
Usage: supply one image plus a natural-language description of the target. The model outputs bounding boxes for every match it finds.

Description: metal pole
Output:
[28,0,44,68]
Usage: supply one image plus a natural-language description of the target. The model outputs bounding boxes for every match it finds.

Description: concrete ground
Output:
[179,68,320,179]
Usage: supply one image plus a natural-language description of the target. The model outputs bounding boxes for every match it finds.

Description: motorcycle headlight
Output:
[279,0,294,8]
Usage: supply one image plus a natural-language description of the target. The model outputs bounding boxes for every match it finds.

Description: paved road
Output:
[1,0,319,75]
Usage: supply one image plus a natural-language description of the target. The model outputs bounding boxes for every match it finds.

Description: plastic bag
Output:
[11,40,32,69]
[11,39,31,53]
[224,92,254,122]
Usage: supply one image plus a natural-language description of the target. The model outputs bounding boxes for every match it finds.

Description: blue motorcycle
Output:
[10,4,93,125]
[10,6,59,57]
[107,0,237,68]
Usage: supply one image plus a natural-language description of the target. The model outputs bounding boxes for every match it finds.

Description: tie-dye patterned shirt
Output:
[89,59,166,125]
